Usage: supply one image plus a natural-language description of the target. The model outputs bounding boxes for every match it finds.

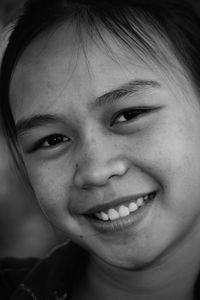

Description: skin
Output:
[10,23,200,299]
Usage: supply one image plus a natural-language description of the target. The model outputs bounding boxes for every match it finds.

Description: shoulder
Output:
[0,242,89,300]
[0,256,39,300]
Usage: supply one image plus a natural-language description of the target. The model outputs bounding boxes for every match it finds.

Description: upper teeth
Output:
[94,194,152,222]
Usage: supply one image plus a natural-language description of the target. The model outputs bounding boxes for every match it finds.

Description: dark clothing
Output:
[0,242,200,299]
[0,242,89,300]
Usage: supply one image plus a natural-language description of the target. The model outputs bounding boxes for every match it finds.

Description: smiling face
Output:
[10,23,200,269]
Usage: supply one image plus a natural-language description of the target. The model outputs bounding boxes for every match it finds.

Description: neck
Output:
[78,230,200,300]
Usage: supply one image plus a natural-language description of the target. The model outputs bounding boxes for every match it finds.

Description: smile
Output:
[93,192,155,222]
[85,191,157,233]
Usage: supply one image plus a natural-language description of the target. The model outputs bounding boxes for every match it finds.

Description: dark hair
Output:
[1,0,200,181]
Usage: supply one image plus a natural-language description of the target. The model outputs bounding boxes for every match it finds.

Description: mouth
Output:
[84,191,157,232]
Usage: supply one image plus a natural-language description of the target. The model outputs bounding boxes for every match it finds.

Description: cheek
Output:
[158,143,200,221]
[131,115,200,210]
[28,167,83,237]
[25,160,72,215]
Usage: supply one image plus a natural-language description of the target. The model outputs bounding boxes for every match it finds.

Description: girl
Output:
[1,0,200,299]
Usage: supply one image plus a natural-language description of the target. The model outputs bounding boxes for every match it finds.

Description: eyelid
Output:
[110,106,160,126]
[30,134,70,152]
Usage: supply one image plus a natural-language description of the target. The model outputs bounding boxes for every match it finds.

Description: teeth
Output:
[136,197,145,207]
[100,211,109,221]
[129,202,138,212]
[108,208,120,220]
[94,193,154,221]
[118,205,130,217]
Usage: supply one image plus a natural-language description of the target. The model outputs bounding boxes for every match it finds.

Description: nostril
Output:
[75,171,109,189]
[81,183,92,190]
[74,158,129,189]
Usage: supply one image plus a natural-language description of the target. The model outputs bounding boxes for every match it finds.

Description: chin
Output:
[99,240,172,271]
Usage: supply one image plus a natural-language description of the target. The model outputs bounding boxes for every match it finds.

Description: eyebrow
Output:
[16,114,66,136]
[16,79,161,136]
[94,79,161,107]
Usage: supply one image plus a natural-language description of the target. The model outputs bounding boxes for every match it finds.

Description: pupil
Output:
[124,111,135,120]
[49,136,62,145]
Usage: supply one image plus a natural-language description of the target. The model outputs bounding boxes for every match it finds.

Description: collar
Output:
[11,242,89,300]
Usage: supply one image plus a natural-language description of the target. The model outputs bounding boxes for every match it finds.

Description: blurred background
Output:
[0,0,200,258]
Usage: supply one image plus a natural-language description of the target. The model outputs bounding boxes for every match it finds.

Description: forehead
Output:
[10,22,194,120]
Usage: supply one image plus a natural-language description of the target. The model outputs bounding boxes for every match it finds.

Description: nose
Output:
[74,140,129,189]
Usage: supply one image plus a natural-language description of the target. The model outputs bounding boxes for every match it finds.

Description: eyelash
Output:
[31,107,156,151]
[33,134,70,151]
[111,107,155,126]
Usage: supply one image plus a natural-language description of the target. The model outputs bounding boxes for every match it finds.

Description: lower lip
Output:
[85,193,156,234]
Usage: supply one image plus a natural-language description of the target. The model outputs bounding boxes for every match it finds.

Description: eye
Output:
[34,134,70,150]
[111,107,155,126]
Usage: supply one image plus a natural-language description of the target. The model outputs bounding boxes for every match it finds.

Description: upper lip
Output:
[83,191,155,216]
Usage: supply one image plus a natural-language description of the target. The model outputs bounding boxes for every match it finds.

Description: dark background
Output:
[0,0,199,258]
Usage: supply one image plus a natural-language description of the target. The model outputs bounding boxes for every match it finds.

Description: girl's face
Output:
[10,24,200,269]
